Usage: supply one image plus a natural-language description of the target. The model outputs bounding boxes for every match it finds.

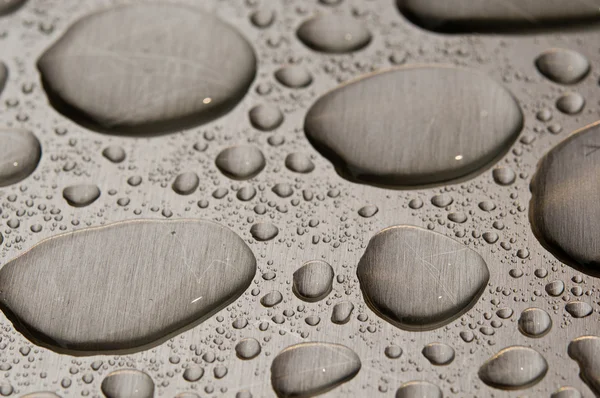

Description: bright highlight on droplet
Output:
[455,155,463,160]
[203,97,212,104]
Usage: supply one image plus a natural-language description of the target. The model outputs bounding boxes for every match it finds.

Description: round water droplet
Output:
[545,280,565,296]
[305,66,522,187]
[260,290,283,307]
[384,345,403,359]
[250,8,275,28]
[62,184,101,207]
[297,15,371,53]
[271,342,361,398]
[285,153,315,173]
[101,369,154,398]
[216,146,265,180]
[0,129,41,187]
[358,204,378,218]
[274,66,312,88]
[478,346,548,390]
[172,172,199,195]
[518,308,552,337]
[535,49,590,85]
[556,92,585,114]
[357,225,489,330]
[551,386,582,398]
[293,260,334,302]
[38,4,257,135]
[249,104,283,131]
[183,366,204,382]
[235,338,261,360]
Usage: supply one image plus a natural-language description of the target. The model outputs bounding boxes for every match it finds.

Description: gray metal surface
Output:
[1,0,600,397]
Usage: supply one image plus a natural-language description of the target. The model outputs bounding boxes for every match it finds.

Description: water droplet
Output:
[535,48,590,85]
[397,0,600,32]
[422,342,455,365]
[0,219,256,353]
[357,225,489,330]
[102,145,126,163]
[518,308,552,337]
[250,223,279,241]
[249,104,283,131]
[556,92,585,114]
[271,342,361,398]
[305,66,522,187]
[545,280,565,296]
[272,183,293,198]
[297,15,371,53]
[551,386,582,398]
[395,381,442,398]
[172,172,199,195]
[331,301,354,324]
[565,301,592,318]
[293,260,334,302]
[216,146,265,180]
[235,338,261,360]
[260,290,283,307]
[358,204,378,218]
[478,346,548,390]
[101,369,154,398]
[492,167,516,186]
[530,122,600,274]
[274,66,312,88]
[568,336,600,396]
[285,153,315,173]
[38,4,256,135]
[0,129,41,187]
[250,9,275,28]
[183,366,204,382]
[63,184,101,207]
[384,345,403,359]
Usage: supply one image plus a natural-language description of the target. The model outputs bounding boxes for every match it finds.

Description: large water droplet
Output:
[305,65,522,188]
[530,122,600,275]
[535,49,590,85]
[396,0,600,32]
[0,219,256,353]
[568,336,600,396]
[518,307,552,337]
[0,129,41,187]
[172,172,200,195]
[422,342,455,365]
[271,342,361,398]
[331,301,354,324]
[297,14,371,53]
[37,4,256,136]
[357,225,489,330]
[249,104,283,131]
[478,346,548,390]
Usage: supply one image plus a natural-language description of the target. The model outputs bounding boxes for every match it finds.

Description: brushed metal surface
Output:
[1,0,600,397]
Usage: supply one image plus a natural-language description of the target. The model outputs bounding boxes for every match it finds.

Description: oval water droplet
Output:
[305,65,522,187]
[518,308,552,338]
[422,342,455,365]
[556,92,585,115]
[235,338,261,360]
[478,346,548,390]
[249,104,283,131]
[0,129,41,187]
[395,381,442,398]
[285,153,315,173]
[101,369,154,398]
[565,301,592,318]
[38,4,256,136]
[293,260,334,302]
[172,172,200,195]
[0,219,256,353]
[535,49,590,85]
[250,223,279,241]
[102,145,126,163]
[357,225,489,330]
[274,66,312,88]
[331,301,354,324]
[271,342,361,398]
[530,122,600,274]
[297,15,371,53]
[216,146,266,180]
[62,184,101,207]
